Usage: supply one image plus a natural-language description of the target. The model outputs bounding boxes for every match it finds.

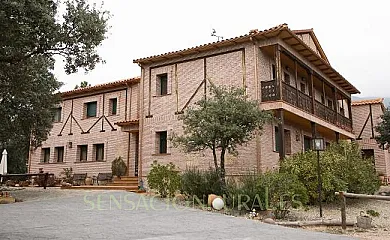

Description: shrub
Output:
[112,157,127,177]
[147,161,181,198]
[225,171,308,219]
[280,141,380,203]
[181,167,224,203]
[60,167,73,184]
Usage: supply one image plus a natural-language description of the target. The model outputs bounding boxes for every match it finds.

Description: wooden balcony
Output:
[261,80,352,132]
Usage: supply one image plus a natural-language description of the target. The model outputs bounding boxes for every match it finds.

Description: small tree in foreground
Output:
[173,84,272,181]
[375,107,390,147]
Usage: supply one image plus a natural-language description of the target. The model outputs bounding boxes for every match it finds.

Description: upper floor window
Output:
[328,99,333,109]
[109,98,117,115]
[300,83,306,93]
[157,73,168,96]
[85,101,97,118]
[271,64,276,80]
[53,107,62,122]
[284,72,290,85]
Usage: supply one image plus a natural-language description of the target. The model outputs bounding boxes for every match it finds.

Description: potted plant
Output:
[111,157,127,179]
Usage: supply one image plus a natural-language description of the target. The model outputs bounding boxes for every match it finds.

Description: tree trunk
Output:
[212,145,218,172]
[220,147,226,182]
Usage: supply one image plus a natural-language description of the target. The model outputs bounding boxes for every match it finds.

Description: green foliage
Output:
[181,167,224,203]
[226,171,308,219]
[61,167,73,183]
[173,84,272,179]
[366,209,380,217]
[280,141,380,203]
[147,161,181,198]
[0,0,110,173]
[375,107,390,147]
[111,157,127,177]
[74,81,91,89]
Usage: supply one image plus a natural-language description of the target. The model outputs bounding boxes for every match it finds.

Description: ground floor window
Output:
[94,144,104,161]
[304,136,312,152]
[362,149,375,166]
[274,127,291,154]
[156,131,168,154]
[42,148,50,163]
[55,146,64,163]
[77,145,88,162]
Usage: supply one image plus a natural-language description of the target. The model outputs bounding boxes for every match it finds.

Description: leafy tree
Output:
[74,80,91,89]
[173,84,272,181]
[0,0,110,173]
[375,107,390,147]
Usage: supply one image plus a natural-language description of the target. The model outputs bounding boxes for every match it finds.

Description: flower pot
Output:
[85,177,93,185]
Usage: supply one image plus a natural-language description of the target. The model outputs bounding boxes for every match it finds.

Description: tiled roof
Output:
[61,77,140,98]
[115,119,139,126]
[133,24,360,94]
[133,24,287,63]
[352,98,384,106]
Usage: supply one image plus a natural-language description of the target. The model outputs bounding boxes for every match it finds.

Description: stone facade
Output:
[352,99,390,177]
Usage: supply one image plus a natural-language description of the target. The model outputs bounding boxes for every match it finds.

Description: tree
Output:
[173,84,272,181]
[74,81,91,89]
[375,107,390,147]
[0,0,110,173]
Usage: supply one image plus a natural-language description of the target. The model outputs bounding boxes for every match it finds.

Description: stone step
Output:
[110,182,138,186]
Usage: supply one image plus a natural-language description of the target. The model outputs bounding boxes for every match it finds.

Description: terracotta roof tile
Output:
[352,98,384,106]
[115,119,139,126]
[61,77,140,98]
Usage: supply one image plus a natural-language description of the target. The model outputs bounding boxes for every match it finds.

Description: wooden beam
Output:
[278,109,285,160]
[275,45,282,100]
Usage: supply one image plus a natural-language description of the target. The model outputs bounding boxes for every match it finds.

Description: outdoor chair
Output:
[97,173,112,185]
[72,173,87,186]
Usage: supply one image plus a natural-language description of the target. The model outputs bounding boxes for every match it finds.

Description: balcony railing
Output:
[261,80,352,132]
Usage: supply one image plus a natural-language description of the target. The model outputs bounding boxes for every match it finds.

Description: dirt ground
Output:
[288,186,390,240]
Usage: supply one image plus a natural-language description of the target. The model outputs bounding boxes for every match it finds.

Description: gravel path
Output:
[0,188,352,240]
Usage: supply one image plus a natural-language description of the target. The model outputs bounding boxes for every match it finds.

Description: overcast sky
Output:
[54,0,390,97]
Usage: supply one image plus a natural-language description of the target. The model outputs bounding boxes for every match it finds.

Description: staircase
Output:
[110,176,139,191]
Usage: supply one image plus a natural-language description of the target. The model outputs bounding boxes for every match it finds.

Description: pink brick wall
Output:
[29,84,139,177]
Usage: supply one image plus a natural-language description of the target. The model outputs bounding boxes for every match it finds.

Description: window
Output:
[328,99,333,109]
[156,131,168,154]
[109,98,117,115]
[284,72,290,85]
[321,95,325,104]
[362,149,375,166]
[300,83,306,93]
[42,148,50,163]
[157,73,168,96]
[78,145,88,162]
[274,127,291,154]
[284,129,291,155]
[94,144,104,161]
[85,101,97,118]
[274,127,280,152]
[271,64,276,80]
[53,107,62,122]
[304,136,312,152]
[55,147,64,163]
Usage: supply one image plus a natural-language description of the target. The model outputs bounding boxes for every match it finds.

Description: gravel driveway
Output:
[0,188,353,240]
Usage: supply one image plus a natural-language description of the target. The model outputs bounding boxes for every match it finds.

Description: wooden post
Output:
[311,121,316,138]
[340,191,347,230]
[43,172,49,190]
[278,109,285,160]
[309,71,315,114]
[335,132,340,144]
[294,60,298,97]
[322,80,326,104]
[275,45,282,100]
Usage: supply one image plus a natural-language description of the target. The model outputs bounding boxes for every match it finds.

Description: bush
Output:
[112,157,127,177]
[181,167,224,203]
[280,141,380,203]
[60,167,73,184]
[147,161,181,198]
[225,171,308,219]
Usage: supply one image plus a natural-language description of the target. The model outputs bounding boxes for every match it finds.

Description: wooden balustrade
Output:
[261,80,352,132]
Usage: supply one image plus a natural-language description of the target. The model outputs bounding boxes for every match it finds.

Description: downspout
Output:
[138,64,145,184]
[251,36,262,173]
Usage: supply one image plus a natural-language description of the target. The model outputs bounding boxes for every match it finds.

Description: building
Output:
[352,98,390,177]
[132,24,359,179]
[29,77,140,177]
[30,24,360,181]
